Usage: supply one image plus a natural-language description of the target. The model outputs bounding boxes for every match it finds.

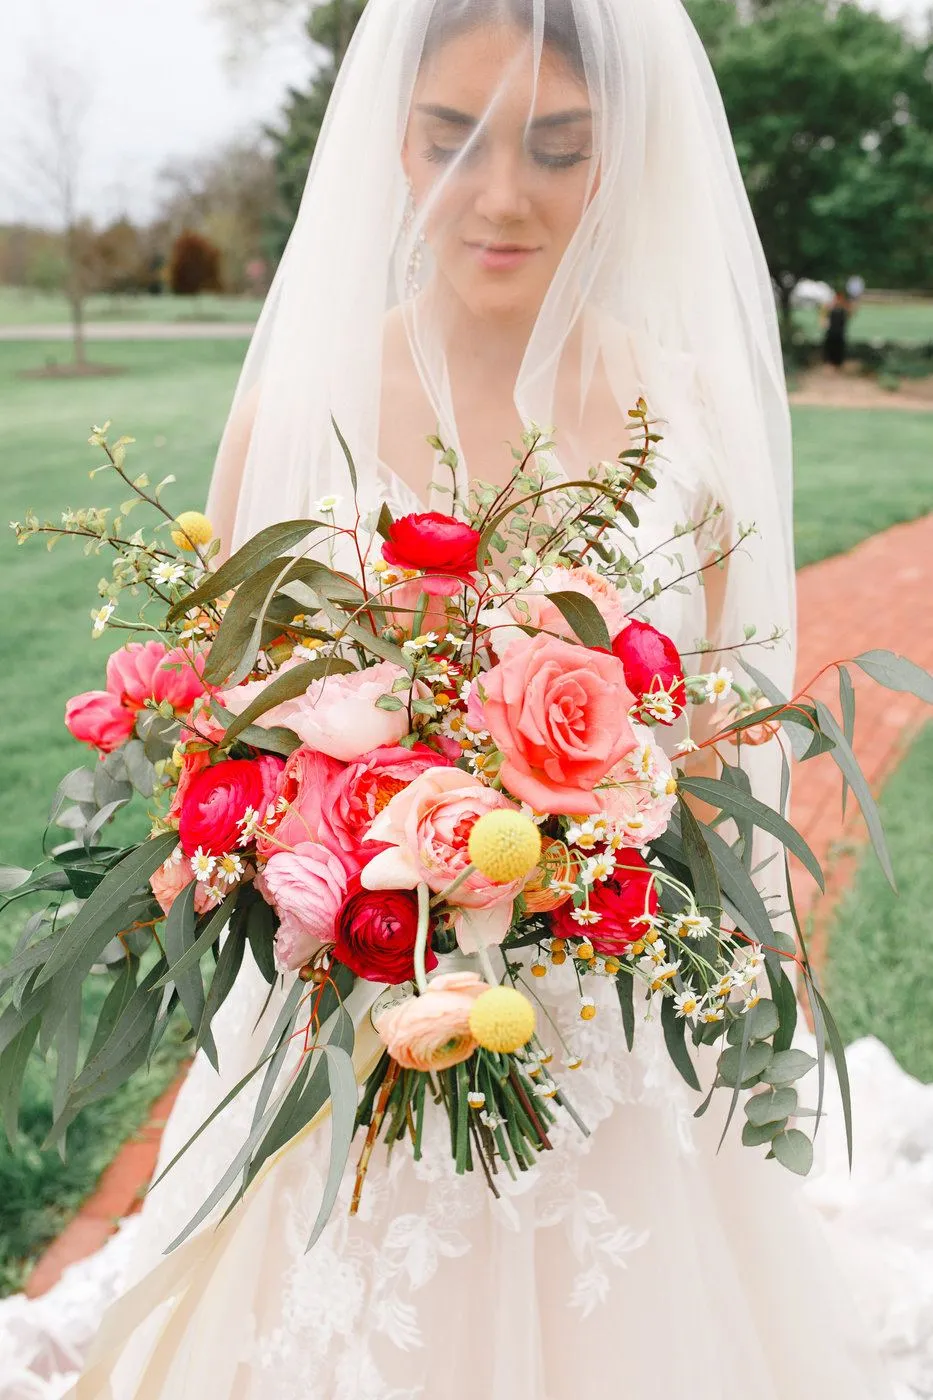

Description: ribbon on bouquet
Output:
[71,979,386,1400]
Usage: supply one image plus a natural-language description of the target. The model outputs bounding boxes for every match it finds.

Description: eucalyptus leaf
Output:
[815,699,895,889]
[305,1040,359,1252]
[761,1048,817,1085]
[717,1039,772,1087]
[676,797,722,923]
[0,868,32,894]
[854,649,933,703]
[221,657,355,746]
[742,1118,787,1147]
[772,1127,814,1175]
[163,882,211,1063]
[661,993,701,1090]
[167,519,325,623]
[745,1086,797,1127]
[197,929,246,1055]
[545,591,611,650]
[677,776,824,892]
[616,972,635,1052]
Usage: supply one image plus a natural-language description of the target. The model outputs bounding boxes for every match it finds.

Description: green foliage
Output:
[267,0,368,256]
[169,230,224,296]
[687,0,933,305]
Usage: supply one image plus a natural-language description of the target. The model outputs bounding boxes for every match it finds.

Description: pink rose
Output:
[179,754,284,857]
[595,723,677,846]
[362,767,522,949]
[287,661,418,761]
[318,743,450,871]
[65,691,135,754]
[482,566,630,656]
[478,635,638,814]
[150,849,220,917]
[256,746,345,860]
[219,655,310,734]
[255,842,348,972]
[376,972,488,1071]
[106,642,207,716]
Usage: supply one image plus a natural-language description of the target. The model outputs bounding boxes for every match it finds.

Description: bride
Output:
[2,0,931,1396]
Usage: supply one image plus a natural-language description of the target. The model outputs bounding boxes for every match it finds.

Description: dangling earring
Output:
[403,184,426,299]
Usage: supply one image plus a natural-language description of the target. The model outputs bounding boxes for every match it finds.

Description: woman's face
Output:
[405,24,596,324]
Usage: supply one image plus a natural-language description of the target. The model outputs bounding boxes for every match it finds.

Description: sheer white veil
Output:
[207,0,795,697]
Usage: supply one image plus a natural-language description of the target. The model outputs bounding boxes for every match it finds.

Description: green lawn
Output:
[0,334,930,1290]
[0,288,262,326]
[824,722,933,1083]
[792,405,933,568]
[795,297,933,345]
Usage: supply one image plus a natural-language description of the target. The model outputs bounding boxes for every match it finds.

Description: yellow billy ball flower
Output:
[468,987,536,1054]
[171,511,213,552]
[468,809,542,884]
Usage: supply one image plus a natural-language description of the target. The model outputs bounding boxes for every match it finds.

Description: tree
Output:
[169,231,223,295]
[267,0,367,256]
[156,140,281,291]
[687,0,933,319]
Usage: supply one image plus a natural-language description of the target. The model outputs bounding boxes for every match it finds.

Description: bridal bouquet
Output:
[4,410,932,1249]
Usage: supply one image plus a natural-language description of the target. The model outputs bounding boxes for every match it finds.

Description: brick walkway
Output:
[22,513,933,1298]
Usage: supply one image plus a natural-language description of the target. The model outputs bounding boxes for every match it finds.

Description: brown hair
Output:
[421,0,588,78]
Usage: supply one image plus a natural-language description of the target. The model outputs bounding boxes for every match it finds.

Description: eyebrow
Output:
[415,103,592,129]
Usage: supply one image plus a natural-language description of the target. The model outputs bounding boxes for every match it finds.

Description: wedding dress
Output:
[3,0,932,1395]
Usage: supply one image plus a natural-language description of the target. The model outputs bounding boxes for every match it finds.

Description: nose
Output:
[472,145,532,228]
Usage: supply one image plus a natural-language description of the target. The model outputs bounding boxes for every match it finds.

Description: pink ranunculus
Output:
[595,722,677,847]
[611,619,686,724]
[376,972,488,1071]
[106,641,168,713]
[482,565,631,657]
[288,661,417,762]
[362,767,522,950]
[318,743,450,872]
[255,841,348,972]
[149,647,208,714]
[382,512,481,597]
[150,848,220,917]
[65,690,136,754]
[256,746,345,860]
[478,635,638,815]
[179,754,284,857]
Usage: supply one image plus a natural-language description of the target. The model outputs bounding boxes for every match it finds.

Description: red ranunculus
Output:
[382,512,482,597]
[332,876,437,984]
[612,620,686,724]
[179,754,284,856]
[551,850,659,956]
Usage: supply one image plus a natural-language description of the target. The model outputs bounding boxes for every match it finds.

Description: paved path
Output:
[0,322,255,341]
[23,513,933,1296]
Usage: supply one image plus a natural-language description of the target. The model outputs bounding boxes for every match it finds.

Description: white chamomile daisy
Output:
[704,667,734,703]
[314,494,343,513]
[190,848,217,881]
[571,906,602,927]
[674,988,701,1018]
[151,560,187,587]
[674,737,700,756]
[90,601,116,637]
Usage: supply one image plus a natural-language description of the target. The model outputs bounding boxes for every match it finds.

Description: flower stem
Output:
[431,863,477,907]
[415,883,431,993]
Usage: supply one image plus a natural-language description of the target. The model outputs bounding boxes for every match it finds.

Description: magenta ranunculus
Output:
[65,691,136,754]
[478,634,637,814]
[382,512,482,596]
[255,841,349,972]
[551,850,659,955]
[179,754,284,857]
[612,620,686,724]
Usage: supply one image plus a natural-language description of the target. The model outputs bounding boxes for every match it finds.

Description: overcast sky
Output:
[0,0,314,227]
[0,0,927,229]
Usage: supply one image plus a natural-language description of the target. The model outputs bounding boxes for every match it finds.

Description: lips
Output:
[466,241,540,270]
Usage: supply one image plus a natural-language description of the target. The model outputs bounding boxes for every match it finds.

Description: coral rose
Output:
[479,634,637,814]
[612,620,686,724]
[332,876,433,984]
[317,743,450,871]
[382,512,481,597]
[65,691,135,754]
[179,754,284,857]
[376,972,488,1070]
[551,850,659,956]
[288,662,417,762]
[362,767,522,950]
[255,841,348,972]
